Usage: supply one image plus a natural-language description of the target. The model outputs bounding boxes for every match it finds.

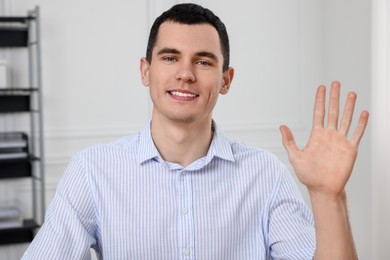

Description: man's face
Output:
[140,21,234,125]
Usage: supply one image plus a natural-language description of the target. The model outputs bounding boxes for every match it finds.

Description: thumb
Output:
[279,125,299,156]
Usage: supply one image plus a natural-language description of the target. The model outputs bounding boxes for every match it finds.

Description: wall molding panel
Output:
[44,124,145,140]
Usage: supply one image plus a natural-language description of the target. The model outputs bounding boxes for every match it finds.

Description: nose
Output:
[176,61,195,82]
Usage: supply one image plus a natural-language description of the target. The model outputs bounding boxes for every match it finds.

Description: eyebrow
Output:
[157,47,180,56]
[156,48,219,62]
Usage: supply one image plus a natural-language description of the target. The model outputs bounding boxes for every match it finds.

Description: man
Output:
[23,3,368,259]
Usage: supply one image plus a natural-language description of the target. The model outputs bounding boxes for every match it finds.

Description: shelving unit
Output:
[0,7,45,246]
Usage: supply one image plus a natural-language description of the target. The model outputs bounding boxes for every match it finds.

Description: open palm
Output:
[280,81,369,198]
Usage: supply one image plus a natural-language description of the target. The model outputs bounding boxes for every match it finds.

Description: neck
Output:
[151,118,214,167]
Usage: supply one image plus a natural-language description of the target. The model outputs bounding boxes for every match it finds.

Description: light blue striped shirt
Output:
[23,122,315,259]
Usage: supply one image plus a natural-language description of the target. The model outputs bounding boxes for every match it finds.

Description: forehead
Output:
[154,22,222,56]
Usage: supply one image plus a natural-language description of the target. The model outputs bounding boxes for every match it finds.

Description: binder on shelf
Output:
[0,133,31,178]
[0,60,8,88]
[0,206,22,230]
[0,132,28,148]
[0,132,28,160]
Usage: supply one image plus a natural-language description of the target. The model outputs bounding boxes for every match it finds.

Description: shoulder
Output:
[212,124,288,176]
[78,134,138,155]
[228,140,294,188]
[69,134,140,166]
[230,140,284,168]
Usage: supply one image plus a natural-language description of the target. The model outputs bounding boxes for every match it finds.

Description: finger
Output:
[339,92,357,136]
[313,85,326,129]
[327,81,341,129]
[351,110,369,147]
[279,125,299,156]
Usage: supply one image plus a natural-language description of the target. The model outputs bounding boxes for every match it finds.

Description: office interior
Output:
[0,0,389,259]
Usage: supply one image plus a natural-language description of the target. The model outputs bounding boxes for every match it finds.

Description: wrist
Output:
[308,189,347,207]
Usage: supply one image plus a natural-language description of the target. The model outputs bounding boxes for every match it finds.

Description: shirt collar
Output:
[137,121,235,165]
[206,121,235,163]
[137,122,160,164]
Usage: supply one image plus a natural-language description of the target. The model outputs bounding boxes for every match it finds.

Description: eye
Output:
[196,60,212,66]
[162,56,177,62]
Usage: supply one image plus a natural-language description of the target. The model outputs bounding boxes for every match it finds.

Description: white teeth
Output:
[170,91,197,98]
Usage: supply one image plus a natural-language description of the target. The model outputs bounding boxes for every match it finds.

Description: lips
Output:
[168,90,198,100]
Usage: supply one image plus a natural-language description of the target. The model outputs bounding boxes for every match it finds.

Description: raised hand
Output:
[279,81,369,199]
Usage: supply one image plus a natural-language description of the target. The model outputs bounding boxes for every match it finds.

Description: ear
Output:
[140,57,150,86]
[220,67,234,95]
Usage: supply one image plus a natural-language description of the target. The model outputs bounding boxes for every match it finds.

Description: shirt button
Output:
[182,208,189,215]
[184,248,191,256]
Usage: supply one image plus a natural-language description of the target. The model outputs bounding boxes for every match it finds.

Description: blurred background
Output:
[0,0,388,258]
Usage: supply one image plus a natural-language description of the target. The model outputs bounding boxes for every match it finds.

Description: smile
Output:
[169,91,198,98]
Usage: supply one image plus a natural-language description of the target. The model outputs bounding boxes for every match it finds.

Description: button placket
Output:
[177,170,194,258]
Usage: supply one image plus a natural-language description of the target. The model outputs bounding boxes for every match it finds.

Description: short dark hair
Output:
[146,3,230,71]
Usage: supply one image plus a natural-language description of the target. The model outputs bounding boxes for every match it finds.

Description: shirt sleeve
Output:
[267,163,316,259]
[22,153,98,259]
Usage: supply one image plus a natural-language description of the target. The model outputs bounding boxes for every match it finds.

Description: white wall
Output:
[371,0,390,258]
[321,0,372,257]
[0,0,376,258]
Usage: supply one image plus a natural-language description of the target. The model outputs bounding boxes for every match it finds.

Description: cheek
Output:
[206,85,222,104]
[149,84,161,99]
[149,68,170,87]
[213,79,226,95]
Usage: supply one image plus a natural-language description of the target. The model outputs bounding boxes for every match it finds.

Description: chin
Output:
[166,112,198,123]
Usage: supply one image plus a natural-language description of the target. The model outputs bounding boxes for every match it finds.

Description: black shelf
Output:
[0,15,31,47]
[0,94,31,113]
[0,17,31,23]
[0,158,32,179]
[0,219,39,245]
[0,88,38,93]
[0,27,29,47]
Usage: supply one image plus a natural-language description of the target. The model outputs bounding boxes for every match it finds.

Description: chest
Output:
[93,168,268,259]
